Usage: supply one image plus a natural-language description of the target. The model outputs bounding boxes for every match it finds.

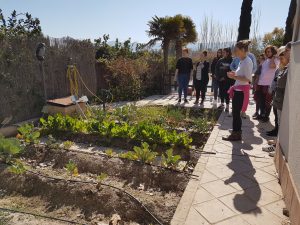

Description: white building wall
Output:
[279,0,300,194]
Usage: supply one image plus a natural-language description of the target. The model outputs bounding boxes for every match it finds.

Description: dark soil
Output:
[23,145,190,192]
[0,162,180,224]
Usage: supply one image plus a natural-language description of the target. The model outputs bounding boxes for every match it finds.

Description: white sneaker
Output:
[262,146,275,152]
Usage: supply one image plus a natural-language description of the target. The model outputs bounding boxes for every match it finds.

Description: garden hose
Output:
[67,64,113,104]
[0,207,83,225]
[66,65,79,98]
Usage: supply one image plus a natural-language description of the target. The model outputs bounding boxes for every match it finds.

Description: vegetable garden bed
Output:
[0,105,221,225]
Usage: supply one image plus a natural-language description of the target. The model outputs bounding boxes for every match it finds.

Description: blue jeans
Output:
[177,74,189,100]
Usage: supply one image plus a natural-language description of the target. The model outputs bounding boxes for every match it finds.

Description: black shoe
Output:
[218,104,225,109]
[178,99,181,103]
[184,99,188,103]
[194,100,199,105]
[267,129,278,137]
[222,131,242,141]
[261,117,270,123]
[253,114,262,120]
[252,112,259,118]
[200,100,204,105]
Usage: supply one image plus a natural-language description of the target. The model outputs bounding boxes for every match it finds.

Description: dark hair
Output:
[223,47,232,57]
[235,40,251,52]
[286,42,292,50]
[203,50,208,56]
[264,45,277,56]
[259,54,265,59]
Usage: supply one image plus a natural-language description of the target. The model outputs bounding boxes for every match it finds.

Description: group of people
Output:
[175,41,291,151]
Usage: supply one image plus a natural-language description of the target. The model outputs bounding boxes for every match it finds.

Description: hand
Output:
[227,71,235,79]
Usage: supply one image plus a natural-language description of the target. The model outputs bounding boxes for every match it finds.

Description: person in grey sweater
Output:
[273,43,291,124]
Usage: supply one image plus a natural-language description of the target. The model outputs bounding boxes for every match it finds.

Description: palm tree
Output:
[237,0,253,41]
[173,15,197,60]
[284,0,297,44]
[147,16,178,73]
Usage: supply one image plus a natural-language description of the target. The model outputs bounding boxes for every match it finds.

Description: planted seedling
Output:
[17,123,40,144]
[161,149,181,169]
[133,142,157,164]
[62,140,74,150]
[8,159,27,175]
[96,172,108,190]
[105,148,115,157]
[46,135,60,149]
[65,160,78,177]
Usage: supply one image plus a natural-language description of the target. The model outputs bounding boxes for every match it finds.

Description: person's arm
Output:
[175,59,180,80]
[211,59,216,75]
[269,57,277,69]
[277,70,288,89]
[230,58,238,71]
[228,60,253,82]
[189,59,194,80]
[215,60,220,80]
[175,69,179,78]
[228,72,251,82]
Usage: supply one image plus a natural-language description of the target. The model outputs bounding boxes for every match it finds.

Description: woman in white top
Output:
[223,40,253,141]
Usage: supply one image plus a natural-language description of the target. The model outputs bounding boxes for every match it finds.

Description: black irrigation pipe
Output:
[25,170,164,225]
[0,207,83,224]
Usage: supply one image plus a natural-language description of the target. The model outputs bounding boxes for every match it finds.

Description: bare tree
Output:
[198,15,237,51]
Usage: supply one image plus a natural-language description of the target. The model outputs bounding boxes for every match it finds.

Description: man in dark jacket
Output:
[211,49,222,105]
[193,51,210,105]
[215,48,233,112]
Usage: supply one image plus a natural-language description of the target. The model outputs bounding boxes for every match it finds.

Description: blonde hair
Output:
[235,40,251,52]
[182,48,189,54]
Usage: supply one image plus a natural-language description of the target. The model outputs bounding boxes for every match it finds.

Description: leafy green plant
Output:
[97,172,108,182]
[105,148,115,157]
[62,141,74,150]
[17,123,40,144]
[161,149,181,169]
[193,117,211,133]
[133,142,157,163]
[65,160,78,176]
[96,172,108,190]
[0,135,24,162]
[167,108,185,123]
[119,151,138,161]
[45,135,60,149]
[8,159,27,175]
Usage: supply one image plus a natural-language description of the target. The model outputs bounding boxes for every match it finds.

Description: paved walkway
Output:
[147,94,289,225]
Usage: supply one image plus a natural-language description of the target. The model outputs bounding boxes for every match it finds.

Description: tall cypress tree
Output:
[283,0,297,44]
[237,0,253,41]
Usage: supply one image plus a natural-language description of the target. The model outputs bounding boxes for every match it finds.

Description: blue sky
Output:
[1,0,290,43]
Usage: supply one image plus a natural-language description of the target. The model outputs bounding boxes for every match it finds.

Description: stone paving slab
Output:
[170,95,289,225]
